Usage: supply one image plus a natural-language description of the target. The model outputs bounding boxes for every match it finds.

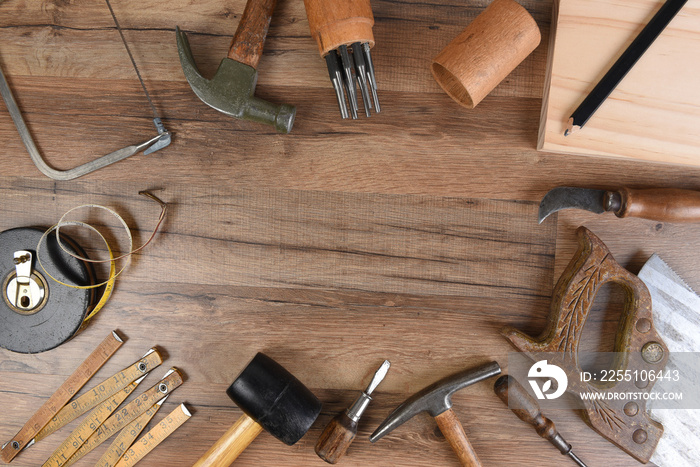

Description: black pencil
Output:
[564,0,688,136]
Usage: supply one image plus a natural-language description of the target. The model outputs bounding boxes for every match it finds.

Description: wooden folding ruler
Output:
[94,397,167,467]
[42,377,147,467]
[114,403,191,467]
[35,348,162,444]
[1,331,123,463]
[60,368,183,466]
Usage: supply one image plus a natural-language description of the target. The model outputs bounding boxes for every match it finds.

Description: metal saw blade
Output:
[638,254,700,467]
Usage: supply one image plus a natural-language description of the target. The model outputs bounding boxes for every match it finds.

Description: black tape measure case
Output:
[0,227,95,353]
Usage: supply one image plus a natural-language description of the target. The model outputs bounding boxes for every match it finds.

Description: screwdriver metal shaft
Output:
[494,375,588,467]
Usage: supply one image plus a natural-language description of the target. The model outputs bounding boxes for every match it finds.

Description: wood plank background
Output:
[0,1,699,466]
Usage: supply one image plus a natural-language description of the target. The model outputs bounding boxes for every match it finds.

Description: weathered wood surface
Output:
[0,0,699,466]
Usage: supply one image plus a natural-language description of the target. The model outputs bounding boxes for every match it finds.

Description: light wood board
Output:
[538,0,700,166]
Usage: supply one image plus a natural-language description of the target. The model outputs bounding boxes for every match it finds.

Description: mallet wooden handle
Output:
[193,413,264,467]
[434,409,483,467]
[228,0,278,69]
[613,188,700,221]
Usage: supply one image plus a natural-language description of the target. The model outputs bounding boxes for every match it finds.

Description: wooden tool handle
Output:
[228,0,278,69]
[617,187,700,221]
[314,412,358,464]
[433,409,482,467]
[303,0,375,56]
[493,375,557,441]
[193,414,263,467]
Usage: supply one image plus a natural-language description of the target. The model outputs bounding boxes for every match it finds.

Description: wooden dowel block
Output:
[303,0,375,56]
[431,0,541,108]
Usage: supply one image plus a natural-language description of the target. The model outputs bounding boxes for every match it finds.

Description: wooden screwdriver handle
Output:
[303,0,375,56]
[493,375,558,441]
[433,409,483,467]
[314,412,358,464]
[193,414,264,467]
[616,187,700,221]
[228,0,278,69]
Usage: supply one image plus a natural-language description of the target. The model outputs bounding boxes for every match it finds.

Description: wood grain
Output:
[539,0,700,166]
[0,0,698,466]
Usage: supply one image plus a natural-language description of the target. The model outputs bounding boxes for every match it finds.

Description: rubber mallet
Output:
[193,353,322,466]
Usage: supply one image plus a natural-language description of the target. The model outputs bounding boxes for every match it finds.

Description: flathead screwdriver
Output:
[494,375,588,467]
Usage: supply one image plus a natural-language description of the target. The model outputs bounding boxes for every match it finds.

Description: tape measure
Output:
[60,368,183,465]
[42,378,145,467]
[114,403,192,467]
[35,348,163,444]
[1,331,123,463]
[93,397,167,467]
[0,227,97,353]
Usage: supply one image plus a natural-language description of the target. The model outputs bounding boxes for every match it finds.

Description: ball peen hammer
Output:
[370,361,501,466]
[193,353,322,466]
[176,0,296,133]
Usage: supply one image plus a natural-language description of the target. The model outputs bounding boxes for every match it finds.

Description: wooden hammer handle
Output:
[434,409,483,467]
[193,413,263,467]
[616,187,700,221]
[228,0,278,69]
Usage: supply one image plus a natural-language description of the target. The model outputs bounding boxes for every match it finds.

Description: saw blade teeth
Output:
[647,254,697,294]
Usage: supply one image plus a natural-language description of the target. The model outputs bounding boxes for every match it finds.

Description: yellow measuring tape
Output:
[93,397,167,467]
[35,191,167,324]
[114,404,191,467]
[34,348,162,444]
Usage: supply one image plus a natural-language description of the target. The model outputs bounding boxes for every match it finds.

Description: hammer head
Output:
[176,27,295,134]
[227,352,322,445]
[369,361,501,442]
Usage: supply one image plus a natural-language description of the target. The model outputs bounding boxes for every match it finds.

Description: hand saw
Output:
[638,255,700,467]
[0,0,171,181]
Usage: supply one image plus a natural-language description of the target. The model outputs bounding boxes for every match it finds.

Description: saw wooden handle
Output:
[228,0,278,69]
[193,413,263,467]
[434,409,483,467]
[314,412,358,464]
[616,187,700,221]
[303,0,375,56]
